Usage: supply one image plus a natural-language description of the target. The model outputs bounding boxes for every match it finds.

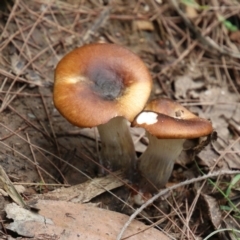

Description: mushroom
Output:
[132,98,213,194]
[53,43,152,176]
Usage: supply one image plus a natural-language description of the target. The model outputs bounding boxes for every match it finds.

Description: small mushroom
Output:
[53,43,152,176]
[132,98,213,195]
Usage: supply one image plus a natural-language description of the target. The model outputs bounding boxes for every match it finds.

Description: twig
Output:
[117,170,240,240]
[0,84,26,112]
[13,182,70,187]
[21,1,83,37]
[0,140,61,184]
[0,164,27,208]
[0,40,58,112]
[0,0,19,40]
[0,98,52,141]
[0,125,28,141]
[81,7,111,43]
[0,69,42,86]
[169,0,240,59]
[39,89,61,156]
[26,133,45,184]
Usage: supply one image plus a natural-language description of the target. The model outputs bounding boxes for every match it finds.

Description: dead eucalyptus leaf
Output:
[6,200,170,240]
[34,171,124,203]
[0,165,26,208]
[201,193,222,229]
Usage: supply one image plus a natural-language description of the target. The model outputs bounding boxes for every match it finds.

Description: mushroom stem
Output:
[138,133,185,193]
[97,116,136,177]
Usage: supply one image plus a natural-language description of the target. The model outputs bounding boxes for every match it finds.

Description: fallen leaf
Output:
[133,20,154,31]
[5,200,171,240]
[25,70,42,88]
[201,193,222,229]
[230,30,240,43]
[11,53,26,75]
[34,171,124,203]
[174,75,204,99]
[185,6,198,18]
[223,217,240,239]
[199,86,239,140]
[0,165,26,208]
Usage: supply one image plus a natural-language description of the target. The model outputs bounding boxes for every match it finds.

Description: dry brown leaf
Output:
[199,86,239,139]
[131,127,147,153]
[230,31,240,44]
[6,200,170,240]
[215,139,240,170]
[223,217,240,239]
[174,75,204,99]
[0,165,26,208]
[133,20,154,31]
[35,171,124,203]
[197,145,221,168]
[25,70,42,88]
[185,6,198,18]
[11,53,26,76]
[201,193,222,229]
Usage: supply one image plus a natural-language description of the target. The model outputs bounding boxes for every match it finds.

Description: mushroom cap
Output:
[132,98,213,139]
[53,43,152,128]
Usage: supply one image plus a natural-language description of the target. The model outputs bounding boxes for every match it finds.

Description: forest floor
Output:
[0,0,240,239]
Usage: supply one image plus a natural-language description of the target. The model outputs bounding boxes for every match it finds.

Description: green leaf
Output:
[181,0,209,10]
[218,15,238,32]
[181,0,199,8]
[226,174,240,197]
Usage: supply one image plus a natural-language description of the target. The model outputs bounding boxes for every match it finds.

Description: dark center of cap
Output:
[88,66,124,101]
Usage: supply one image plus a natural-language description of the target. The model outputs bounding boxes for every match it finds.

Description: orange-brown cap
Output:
[53,43,152,128]
[132,98,213,139]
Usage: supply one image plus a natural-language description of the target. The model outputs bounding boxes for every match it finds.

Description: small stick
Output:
[117,170,240,240]
[26,133,45,185]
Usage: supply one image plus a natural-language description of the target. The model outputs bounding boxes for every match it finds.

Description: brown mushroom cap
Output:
[132,98,213,139]
[53,43,152,128]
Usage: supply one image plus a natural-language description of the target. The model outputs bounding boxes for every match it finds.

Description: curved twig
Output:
[170,0,240,59]
[117,170,240,240]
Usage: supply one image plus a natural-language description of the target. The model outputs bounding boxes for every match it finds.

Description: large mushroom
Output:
[132,98,213,195]
[53,43,152,177]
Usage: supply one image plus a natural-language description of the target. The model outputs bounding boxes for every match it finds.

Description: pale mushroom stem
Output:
[138,133,185,193]
[97,116,137,178]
